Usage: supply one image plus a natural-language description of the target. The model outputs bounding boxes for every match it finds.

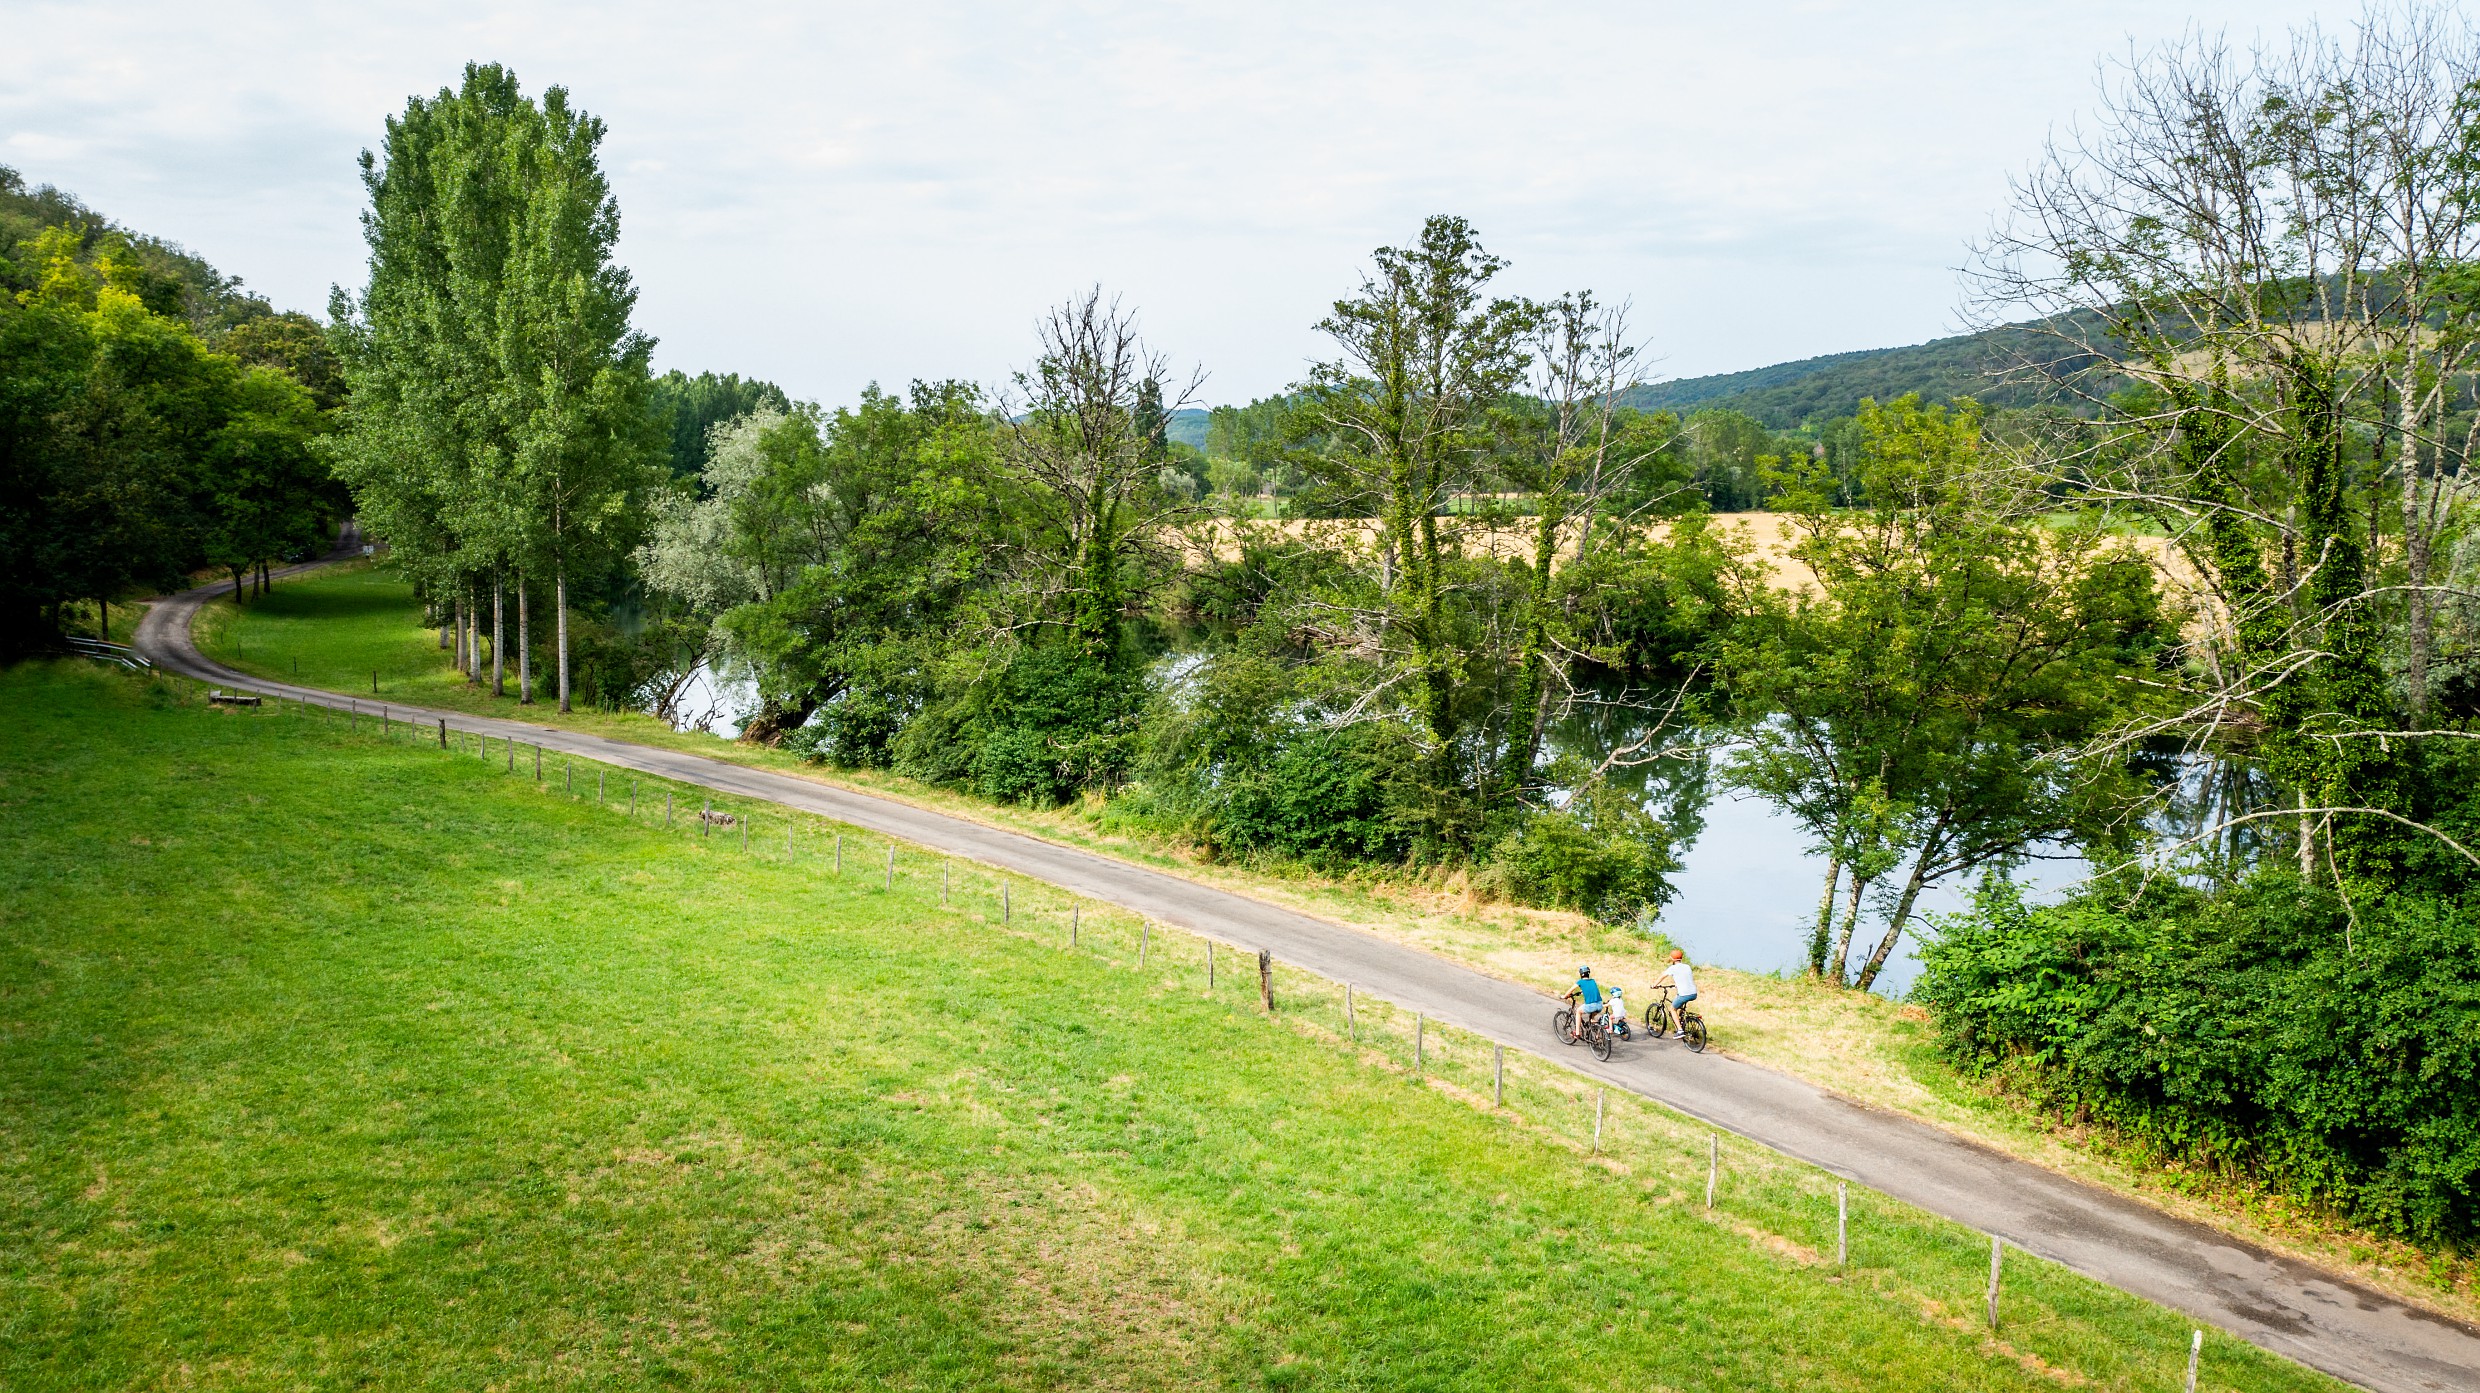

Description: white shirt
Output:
[1667,961,1697,997]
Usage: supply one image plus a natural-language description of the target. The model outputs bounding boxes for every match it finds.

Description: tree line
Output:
[0,166,345,653]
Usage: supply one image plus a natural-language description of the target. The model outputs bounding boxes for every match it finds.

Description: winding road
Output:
[134,558,2480,1393]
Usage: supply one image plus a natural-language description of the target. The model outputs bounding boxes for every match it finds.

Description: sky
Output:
[3,0,2350,409]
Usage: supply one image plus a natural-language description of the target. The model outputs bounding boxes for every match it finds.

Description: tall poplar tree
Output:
[331,63,654,712]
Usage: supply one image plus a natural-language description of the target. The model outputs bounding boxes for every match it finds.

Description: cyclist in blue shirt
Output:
[1564,965,1608,1043]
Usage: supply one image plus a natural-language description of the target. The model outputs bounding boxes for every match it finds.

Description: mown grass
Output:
[192,560,2476,1323]
[0,662,2339,1391]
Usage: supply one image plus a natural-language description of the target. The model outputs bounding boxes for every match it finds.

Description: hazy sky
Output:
[4,0,2347,408]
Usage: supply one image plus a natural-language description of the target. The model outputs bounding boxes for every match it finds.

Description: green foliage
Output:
[969,642,1147,804]
[1483,774,1682,923]
[1918,874,2480,1249]
[0,238,336,653]
[1720,396,2170,990]
[0,163,279,333]
[647,368,790,480]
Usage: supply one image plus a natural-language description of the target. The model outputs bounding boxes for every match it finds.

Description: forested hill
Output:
[1,165,279,333]
[1619,325,2111,428]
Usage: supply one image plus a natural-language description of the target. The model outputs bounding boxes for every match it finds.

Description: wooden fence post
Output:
[1207,942,1214,990]
[1493,1045,1503,1106]
[1415,1013,1425,1072]
[835,834,842,873]
[1257,950,1272,1011]
[598,770,605,804]
[533,744,540,781]
[1070,904,1079,947]
[1138,922,1148,968]
[1344,983,1353,1038]
[1837,1183,1848,1266]
[884,845,894,890]
[741,815,748,852]
[1707,1134,1718,1209]
[942,863,950,904]
[1592,1089,1605,1153]
[1003,881,1011,923]
[702,799,710,835]
[2185,1330,2201,1393]
[1987,1237,2003,1330]
[436,718,446,748]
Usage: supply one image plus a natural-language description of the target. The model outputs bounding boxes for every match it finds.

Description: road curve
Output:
[135,563,2480,1393]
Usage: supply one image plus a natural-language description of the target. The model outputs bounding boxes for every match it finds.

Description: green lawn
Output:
[0,662,2336,1391]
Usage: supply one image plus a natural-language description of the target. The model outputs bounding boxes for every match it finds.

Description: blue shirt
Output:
[1576,978,1603,1007]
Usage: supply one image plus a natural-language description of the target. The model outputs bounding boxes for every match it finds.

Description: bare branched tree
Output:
[1967,8,2480,878]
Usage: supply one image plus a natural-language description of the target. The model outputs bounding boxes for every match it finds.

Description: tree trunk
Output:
[1853,853,1935,993]
[556,565,571,714]
[491,577,505,698]
[466,592,481,684]
[2400,403,2433,718]
[518,576,532,705]
[1828,873,1869,985]
[1809,856,1842,977]
[96,599,107,643]
[739,698,820,747]
[233,568,245,604]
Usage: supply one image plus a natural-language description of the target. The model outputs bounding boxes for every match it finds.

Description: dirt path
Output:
[133,567,2479,1393]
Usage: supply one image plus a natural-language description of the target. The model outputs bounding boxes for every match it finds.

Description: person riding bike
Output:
[1564,965,1609,1043]
[1654,949,1699,1038]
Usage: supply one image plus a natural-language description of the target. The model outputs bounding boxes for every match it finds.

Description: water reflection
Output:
[1541,694,2263,997]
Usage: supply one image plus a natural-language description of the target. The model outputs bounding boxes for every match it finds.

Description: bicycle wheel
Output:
[1682,1012,1708,1054]
[1590,1017,1616,1061]
[1553,1006,1576,1044]
[1645,1001,1674,1038]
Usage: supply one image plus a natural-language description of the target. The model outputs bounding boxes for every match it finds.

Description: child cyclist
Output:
[1654,949,1699,1038]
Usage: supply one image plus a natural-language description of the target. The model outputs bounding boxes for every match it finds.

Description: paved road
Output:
[135,564,2480,1393]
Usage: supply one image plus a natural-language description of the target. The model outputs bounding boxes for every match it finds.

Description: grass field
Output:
[191,559,2478,1326]
[0,661,2339,1391]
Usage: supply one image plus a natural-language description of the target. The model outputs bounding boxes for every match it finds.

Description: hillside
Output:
[1621,324,2118,429]
[0,163,277,332]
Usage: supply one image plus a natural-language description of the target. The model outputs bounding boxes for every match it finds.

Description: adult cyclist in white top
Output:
[1655,949,1699,1037]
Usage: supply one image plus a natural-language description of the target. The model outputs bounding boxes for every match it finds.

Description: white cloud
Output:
[1,0,2349,404]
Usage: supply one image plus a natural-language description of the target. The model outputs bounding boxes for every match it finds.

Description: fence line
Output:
[197,678,2222,1389]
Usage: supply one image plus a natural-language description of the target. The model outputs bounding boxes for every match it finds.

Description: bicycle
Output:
[1552,993,1619,1061]
[1642,983,1709,1054]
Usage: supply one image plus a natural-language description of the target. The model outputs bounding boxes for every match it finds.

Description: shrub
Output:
[1483,781,1681,924]
[1917,875,2480,1248]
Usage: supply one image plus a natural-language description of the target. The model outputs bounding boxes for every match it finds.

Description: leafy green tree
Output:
[332,63,657,712]
[0,228,332,651]
[1301,216,1533,765]
[498,79,660,711]
[1721,396,2170,990]
[648,369,790,480]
